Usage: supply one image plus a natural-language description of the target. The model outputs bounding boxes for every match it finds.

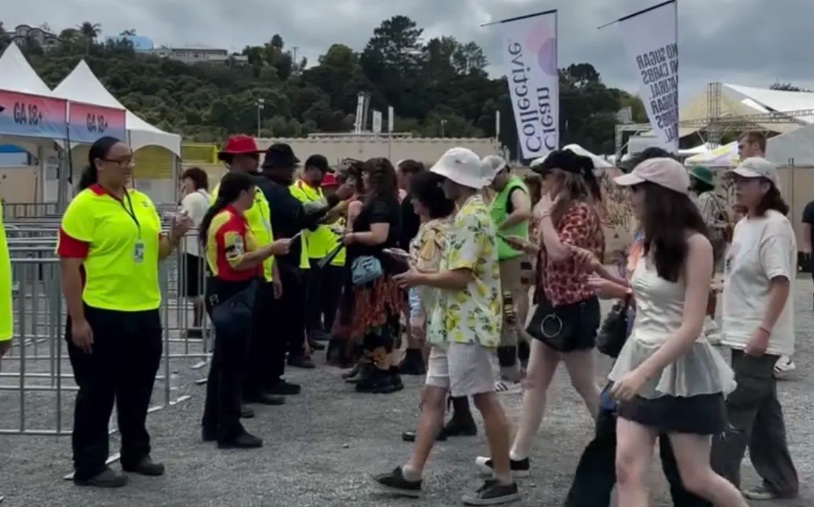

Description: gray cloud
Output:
[6,0,813,105]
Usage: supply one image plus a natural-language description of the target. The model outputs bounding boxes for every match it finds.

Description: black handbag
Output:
[596,300,630,358]
[526,296,599,352]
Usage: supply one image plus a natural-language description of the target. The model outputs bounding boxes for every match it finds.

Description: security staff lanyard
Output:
[109,189,145,263]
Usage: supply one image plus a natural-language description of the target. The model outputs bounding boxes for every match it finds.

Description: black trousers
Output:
[67,306,163,480]
[565,401,711,507]
[305,260,344,335]
[271,265,307,372]
[243,281,278,395]
[202,282,256,441]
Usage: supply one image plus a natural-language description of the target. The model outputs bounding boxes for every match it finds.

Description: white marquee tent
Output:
[52,60,181,157]
[0,42,53,96]
[766,123,814,167]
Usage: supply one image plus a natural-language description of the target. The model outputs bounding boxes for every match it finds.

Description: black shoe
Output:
[268,380,301,395]
[357,370,400,394]
[240,405,255,418]
[399,349,426,375]
[288,355,316,369]
[312,330,332,342]
[371,466,422,498]
[73,467,128,488]
[442,415,477,438]
[389,369,404,392]
[202,428,216,442]
[462,479,520,505]
[122,456,165,477]
[244,393,286,406]
[308,339,326,351]
[217,432,263,449]
[401,430,448,442]
[475,456,530,478]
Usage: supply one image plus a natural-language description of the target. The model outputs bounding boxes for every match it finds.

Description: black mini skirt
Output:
[617,392,727,435]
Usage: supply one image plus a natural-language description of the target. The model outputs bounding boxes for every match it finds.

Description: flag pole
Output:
[480,8,557,27]
[597,0,676,29]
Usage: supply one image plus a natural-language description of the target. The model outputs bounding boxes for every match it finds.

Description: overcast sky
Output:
[5,0,814,104]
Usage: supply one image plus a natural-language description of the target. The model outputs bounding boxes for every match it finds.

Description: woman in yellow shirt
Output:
[58,136,191,488]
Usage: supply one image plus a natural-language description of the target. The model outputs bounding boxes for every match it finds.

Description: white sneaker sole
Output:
[461,491,521,505]
[474,458,530,478]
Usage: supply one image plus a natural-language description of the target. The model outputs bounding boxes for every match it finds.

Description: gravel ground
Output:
[0,282,813,506]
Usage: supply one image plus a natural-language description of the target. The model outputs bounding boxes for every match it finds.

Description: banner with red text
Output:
[0,90,68,140]
[68,101,127,144]
[618,0,678,152]
[499,9,559,160]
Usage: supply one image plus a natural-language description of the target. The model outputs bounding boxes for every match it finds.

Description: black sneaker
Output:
[202,427,216,442]
[399,349,426,375]
[240,405,255,418]
[462,479,520,505]
[218,432,263,449]
[122,456,165,477]
[73,467,128,488]
[268,380,301,395]
[244,393,286,406]
[288,355,316,369]
[442,415,477,438]
[371,466,422,498]
[401,429,448,442]
[474,456,530,478]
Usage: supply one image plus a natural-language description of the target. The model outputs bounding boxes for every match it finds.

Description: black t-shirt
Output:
[350,195,401,271]
[399,195,421,251]
[803,201,814,244]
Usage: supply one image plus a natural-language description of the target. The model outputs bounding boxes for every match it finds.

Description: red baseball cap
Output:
[321,173,339,187]
[219,135,261,156]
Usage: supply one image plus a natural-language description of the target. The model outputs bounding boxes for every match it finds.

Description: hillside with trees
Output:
[0,17,648,156]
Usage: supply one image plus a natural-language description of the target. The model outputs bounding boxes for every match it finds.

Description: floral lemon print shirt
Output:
[427,194,503,348]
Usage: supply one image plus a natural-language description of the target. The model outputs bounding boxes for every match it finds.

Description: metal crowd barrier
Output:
[0,228,213,444]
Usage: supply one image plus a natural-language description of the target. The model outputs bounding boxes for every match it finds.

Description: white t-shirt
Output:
[180,190,210,257]
[721,210,796,356]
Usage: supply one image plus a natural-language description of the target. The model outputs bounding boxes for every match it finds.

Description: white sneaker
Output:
[774,356,796,379]
[494,380,523,395]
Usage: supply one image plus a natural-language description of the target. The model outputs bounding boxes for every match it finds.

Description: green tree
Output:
[13,16,641,151]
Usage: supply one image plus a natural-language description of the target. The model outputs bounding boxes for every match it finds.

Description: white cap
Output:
[614,157,690,195]
[430,148,490,189]
[529,156,547,168]
[482,155,508,183]
[729,157,778,186]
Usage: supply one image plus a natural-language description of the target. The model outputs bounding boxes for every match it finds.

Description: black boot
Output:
[399,348,426,376]
[441,396,477,437]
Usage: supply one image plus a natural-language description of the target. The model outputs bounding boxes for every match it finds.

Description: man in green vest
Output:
[485,155,532,390]
[292,154,336,345]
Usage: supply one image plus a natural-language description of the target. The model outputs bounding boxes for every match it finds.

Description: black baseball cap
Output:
[304,154,334,173]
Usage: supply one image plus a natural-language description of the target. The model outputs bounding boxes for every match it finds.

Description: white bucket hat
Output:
[430,147,490,189]
[482,155,508,185]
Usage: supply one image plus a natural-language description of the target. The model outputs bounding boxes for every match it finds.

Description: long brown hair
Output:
[362,157,398,204]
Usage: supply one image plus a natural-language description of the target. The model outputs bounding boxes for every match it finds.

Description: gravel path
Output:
[1,281,812,506]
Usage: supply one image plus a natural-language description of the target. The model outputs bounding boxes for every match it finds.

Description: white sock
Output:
[401,464,421,482]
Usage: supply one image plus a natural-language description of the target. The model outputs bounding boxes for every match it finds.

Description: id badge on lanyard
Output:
[120,192,144,263]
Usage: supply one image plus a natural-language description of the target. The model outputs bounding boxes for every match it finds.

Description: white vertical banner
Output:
[387,106,394,133]
[372,110,383,134]
[498,9,558,160]
[617,0,678,151]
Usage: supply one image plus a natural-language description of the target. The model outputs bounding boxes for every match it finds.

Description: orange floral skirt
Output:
[329,276,403,366]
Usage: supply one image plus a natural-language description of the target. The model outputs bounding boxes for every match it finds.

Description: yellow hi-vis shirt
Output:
[211,180,274,281]
[0,201,12,341]
[292,179,335,260]
[327,216,346,266]
[287,182,312,269]
[57,185,162,311]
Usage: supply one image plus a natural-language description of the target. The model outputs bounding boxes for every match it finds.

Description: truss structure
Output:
[615,82,814,154]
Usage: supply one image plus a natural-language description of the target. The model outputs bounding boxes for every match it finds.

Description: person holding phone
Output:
[200,171,293,449]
